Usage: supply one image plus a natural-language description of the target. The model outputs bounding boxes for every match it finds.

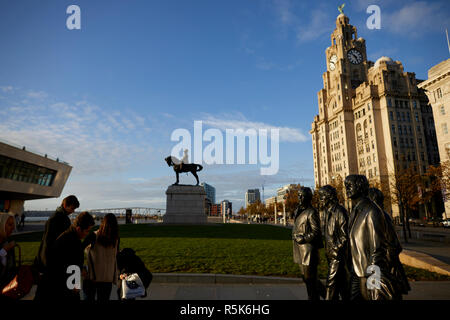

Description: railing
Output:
[0,137,70,165]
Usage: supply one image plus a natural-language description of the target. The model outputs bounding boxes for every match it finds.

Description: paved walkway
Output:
[22,281,450,300]
[401,238,450,265]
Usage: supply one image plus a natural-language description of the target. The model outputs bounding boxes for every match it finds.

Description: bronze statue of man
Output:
[318,185,350,300]
[292,187,325,300]
[368,187,410,299]
[344,174,395,300]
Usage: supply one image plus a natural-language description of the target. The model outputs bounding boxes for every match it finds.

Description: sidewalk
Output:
[22,278,450,300]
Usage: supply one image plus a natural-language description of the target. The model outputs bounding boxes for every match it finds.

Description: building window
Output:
[0,155,56,186]
[443,123,449,135]
[391,125,396,133]
[387,98,392,107]
[437,88,442,99]
[373,154,376,162]
[413,101,417,109]
[398,125,402,135]
[390,111,394,120]
[441,106,446,115]
[368,103,371,110]
[415,112,419,122]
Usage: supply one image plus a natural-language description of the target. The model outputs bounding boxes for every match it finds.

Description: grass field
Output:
[10,223,450,281]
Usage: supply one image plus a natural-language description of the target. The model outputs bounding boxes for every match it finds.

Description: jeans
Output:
[83,280,113,301]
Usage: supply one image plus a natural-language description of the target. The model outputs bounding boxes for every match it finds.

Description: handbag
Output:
[1,244,34,299]
[121,273,146,300]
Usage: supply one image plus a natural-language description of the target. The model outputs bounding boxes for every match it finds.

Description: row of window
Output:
[0,155,56,187]
[387,99,417,109]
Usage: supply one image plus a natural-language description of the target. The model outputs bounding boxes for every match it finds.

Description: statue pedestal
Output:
[163,185,207,224]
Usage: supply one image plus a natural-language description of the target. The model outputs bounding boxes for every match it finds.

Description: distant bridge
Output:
[25,207,166,217]
[87,207,166,217]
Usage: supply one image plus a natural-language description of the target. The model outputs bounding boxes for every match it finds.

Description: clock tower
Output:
[310,13,440,219]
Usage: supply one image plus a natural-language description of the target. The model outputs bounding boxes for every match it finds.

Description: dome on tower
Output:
[374,56,396,68]
[336,13,349,26]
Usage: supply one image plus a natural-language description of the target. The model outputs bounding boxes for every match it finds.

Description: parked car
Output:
[408,218,425,227]
[425,217,444,227]
[443,219,450,228]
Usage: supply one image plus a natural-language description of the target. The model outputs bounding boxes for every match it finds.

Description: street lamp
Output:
[274,197,277,225]
[283,190,289,226]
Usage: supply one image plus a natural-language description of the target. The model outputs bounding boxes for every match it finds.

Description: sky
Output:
[1,0,449,211]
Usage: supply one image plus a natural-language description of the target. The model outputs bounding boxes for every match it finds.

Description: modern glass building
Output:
[201,182,216,204]
[0,140,72,215]
[245,189,260,207]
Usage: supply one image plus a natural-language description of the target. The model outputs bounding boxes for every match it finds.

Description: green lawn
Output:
[11,223,450,281]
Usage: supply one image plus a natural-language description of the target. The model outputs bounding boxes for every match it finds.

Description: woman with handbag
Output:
[84,213,120,301]
[0,213,17,295]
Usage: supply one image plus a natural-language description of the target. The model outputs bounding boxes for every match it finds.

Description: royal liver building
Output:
[310,13,440,218]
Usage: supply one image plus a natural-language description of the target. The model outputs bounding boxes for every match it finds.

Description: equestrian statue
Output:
[165,149,203,185]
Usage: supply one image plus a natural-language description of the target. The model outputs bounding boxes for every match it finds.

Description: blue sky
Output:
[1,0,449,211]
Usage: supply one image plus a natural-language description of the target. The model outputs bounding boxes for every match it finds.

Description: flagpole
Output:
[446,29,450,56]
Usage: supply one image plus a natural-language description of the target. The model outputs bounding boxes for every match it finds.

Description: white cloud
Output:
[200,113,308,143]
[273,0,298,26]
[1,86,14,93]
[0,90,155,176]
[296,9,333,42]
[383,1,450,37]
[27,90,48,99]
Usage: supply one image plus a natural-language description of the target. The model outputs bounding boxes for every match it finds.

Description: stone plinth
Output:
[163,185,207,224]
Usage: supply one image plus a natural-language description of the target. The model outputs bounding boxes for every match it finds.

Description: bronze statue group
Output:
[292,174,411,300]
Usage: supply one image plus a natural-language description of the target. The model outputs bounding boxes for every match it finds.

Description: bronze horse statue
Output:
[165,156,203,185]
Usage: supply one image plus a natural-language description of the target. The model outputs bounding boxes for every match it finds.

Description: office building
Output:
[418,58,450,217]
[310,13,440,218]
[245,189,260,207]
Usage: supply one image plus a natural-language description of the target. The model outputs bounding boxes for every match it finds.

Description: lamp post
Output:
[283,190,289,226]
[274,197,277,225]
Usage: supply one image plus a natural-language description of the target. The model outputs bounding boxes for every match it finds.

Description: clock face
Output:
[347,49,363,65]
[329,62,336,71]
[330,54,338,63]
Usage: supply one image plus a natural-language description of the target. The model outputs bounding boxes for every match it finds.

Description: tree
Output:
[237,206,246,217]
[425,160,450,218]
[283,184,303,219]
[330,174,345,205]
[388,165,421,242]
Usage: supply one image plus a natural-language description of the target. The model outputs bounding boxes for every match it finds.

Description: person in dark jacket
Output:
[34,195,80,300]
[36,211,95,301]
[35,195,80,271]
[345,175,395,300]
[368,187,410,299]
[292,187,325,300]
[318,185,350,300]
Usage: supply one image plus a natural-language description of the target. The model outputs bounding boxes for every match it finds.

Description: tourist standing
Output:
[38,212,95,301]
[34,195,80,300]
[84,213,120,301]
